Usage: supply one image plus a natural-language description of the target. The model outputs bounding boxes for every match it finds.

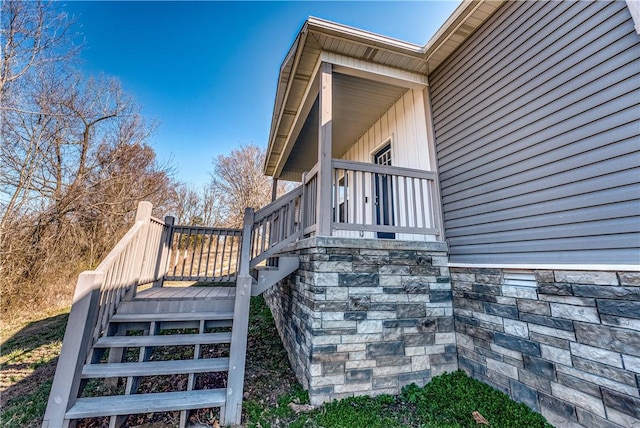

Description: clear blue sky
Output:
[63,1,461,187]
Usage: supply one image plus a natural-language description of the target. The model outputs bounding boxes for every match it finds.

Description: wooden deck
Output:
[43,201,293,427]
[119,286,237,315]
[135,286,236,300]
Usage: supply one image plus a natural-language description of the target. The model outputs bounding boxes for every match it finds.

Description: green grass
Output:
[242,370,552,428]
[1,311,68,427]
[1,295,552,428]
[242,297,552,428]
[0,380,53,428]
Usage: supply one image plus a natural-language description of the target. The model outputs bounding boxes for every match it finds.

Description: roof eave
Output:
[264,23,309,175]
[264,0,505,177]
[306,16,425,57]
[422,0,505,74]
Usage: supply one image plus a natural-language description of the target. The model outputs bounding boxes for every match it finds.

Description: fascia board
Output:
[306,17,424,56]
[265,25,309,175]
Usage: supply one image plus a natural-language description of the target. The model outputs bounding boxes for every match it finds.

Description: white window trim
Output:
[370,135,394,162]
[626,0,640,34]
[448,263,640,272]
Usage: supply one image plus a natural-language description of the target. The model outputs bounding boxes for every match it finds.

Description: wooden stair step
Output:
[110,311,234,323]
[82,357,230,378]
[95,332,231,348]
[66,388,226,419]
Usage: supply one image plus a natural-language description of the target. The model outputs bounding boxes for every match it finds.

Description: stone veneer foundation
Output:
[263,236,457,406]
[452,268,640,428]
[263,241,640,427]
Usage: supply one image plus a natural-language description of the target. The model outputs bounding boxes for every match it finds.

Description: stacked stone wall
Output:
[452,268,640,428]
[263,239,640,427]
[263,237,457,405]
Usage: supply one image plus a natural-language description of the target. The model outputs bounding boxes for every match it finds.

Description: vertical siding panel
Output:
[412,90,430,171]
[402,91,417,169]
[374,119,382,158]
[388,103,397,150]
[381,111,389,145]
[394,96,407,165]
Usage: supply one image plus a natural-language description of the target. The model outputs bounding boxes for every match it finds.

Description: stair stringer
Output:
[58,308,235,428]
[251,255,299,296]
[221,207,255,426]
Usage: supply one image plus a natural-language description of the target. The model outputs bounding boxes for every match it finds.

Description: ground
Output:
[1,295,552,428]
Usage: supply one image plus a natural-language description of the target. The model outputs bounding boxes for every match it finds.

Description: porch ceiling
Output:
[280,73,408,181]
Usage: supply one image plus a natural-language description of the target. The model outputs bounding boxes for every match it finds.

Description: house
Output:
[43,1,639,427]
[261,1,640,427]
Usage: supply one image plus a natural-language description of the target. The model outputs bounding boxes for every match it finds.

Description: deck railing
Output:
[43,202,168,426]
[157,159,440,278]
[302,159,440,238]
[331,159,440,237]
[91,211,167,342]
[249,185,303,267]
[164,226,243,282]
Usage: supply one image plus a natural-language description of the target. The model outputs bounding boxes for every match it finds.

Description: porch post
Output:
[271,178,278,202]
[317,62,333,236]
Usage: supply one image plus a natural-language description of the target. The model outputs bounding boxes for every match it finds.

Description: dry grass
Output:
[0,295,299,427]
[1,275,76,323]
[1,307,69,427]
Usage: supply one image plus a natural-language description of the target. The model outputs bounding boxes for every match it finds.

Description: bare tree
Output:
[0,0,78,239]
[210,144,274,227]
[0,1,176,316]
[172,183,223,227]
[200,184,226,226]
[0,0,78,97]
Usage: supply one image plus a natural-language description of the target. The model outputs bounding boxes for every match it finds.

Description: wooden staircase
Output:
[252,255,300,296]
[67,308,232,425]
[44,192,303,427]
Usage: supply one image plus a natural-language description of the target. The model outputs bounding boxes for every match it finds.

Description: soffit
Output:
[423,0,504,74]
[281,73,409,181]
[264,33,322,178]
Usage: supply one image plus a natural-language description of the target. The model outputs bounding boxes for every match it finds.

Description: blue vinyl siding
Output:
[430,0,640,265]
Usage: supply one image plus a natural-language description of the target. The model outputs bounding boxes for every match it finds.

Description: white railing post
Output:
[124,201,153,300]
[153,215,174,287]
[301,172,308,232]
[223,207,254,426]
[42,271,105,428]
[317,62,333,236]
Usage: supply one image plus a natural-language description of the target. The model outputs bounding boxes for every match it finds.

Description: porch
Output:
[42,150,447,426]
[43,20,448,427]
[263,51,444,245]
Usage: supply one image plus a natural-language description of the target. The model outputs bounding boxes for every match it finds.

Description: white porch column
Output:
[271,178,278,202]
[317,62,333,235]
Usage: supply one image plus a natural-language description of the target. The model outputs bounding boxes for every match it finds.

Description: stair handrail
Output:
[253,184,302,222]
[43,201,167,427]
[250,185,303,267]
